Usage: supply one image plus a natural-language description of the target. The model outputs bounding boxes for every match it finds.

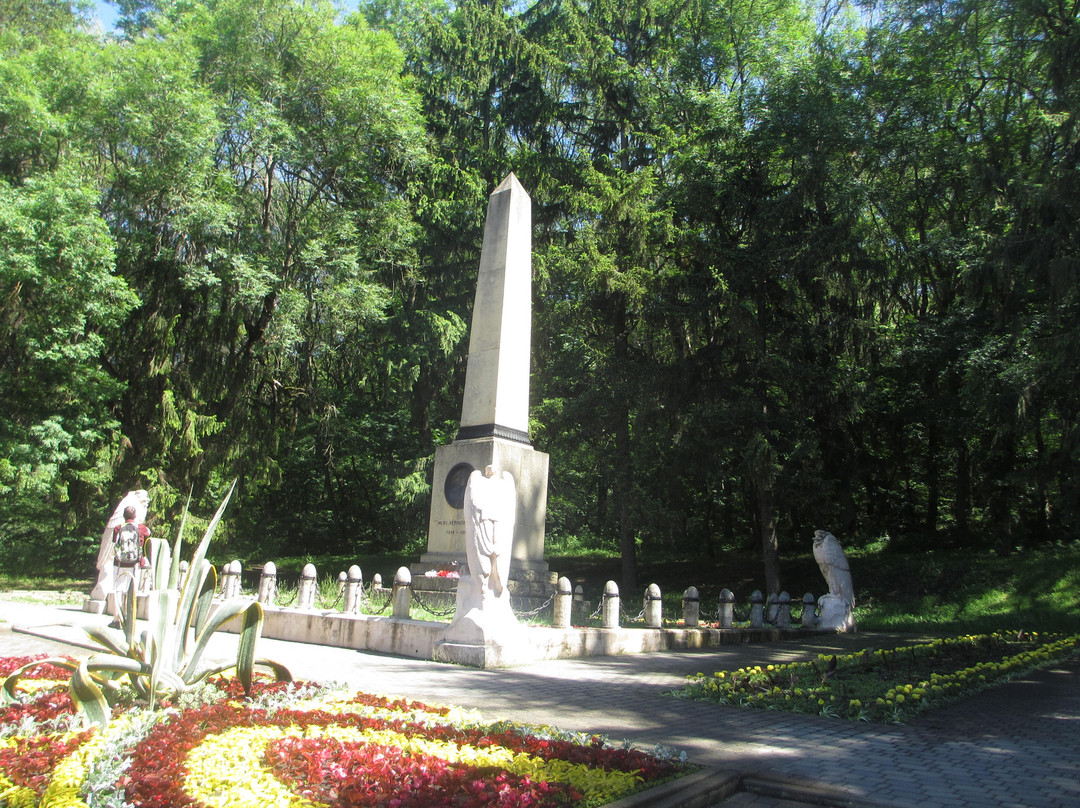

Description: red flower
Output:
[0,732,92,797]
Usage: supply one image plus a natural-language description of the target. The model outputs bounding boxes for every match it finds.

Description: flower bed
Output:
[675,631,1080,723]
[0,657,688,808]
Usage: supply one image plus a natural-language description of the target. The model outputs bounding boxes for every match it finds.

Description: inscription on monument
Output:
[436,519,466,538]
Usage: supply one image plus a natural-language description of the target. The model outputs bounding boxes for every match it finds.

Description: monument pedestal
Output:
[433,638,536,668]
[433,574,531,668]
[817,594,856,632]
[422,437,549,574]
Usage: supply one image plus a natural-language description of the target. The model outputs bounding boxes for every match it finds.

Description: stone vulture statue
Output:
[812,529,856,631]
[812,529,854,606]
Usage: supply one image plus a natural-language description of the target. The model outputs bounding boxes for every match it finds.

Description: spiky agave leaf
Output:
[1,657,78,704]
[181,598,263,684]
[169,485,193,590]
[71,659,110,728]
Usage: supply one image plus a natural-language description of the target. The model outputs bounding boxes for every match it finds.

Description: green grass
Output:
[0,574,92,593]
[851,545,1080,634]
[0,575,90,609]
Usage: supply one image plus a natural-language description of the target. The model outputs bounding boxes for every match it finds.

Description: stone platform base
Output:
[213,601,831,668]
[82,598,108,615]
[433,639,552,668]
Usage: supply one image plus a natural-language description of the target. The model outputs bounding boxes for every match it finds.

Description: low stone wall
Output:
[107,559,835,668]
[216,600,816,665]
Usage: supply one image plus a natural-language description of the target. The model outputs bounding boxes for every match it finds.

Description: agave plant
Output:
[2,480,290,726]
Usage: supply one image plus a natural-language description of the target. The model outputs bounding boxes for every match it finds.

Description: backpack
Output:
[115,522,142,567]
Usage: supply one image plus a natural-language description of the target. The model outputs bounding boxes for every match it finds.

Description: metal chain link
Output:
[699,603,720,623]
[511,590,557,619]
[320,588,344,611]
[275,588,299,607]
[587,595,605,621]
[364,585,392,615]
[411,589,457,618]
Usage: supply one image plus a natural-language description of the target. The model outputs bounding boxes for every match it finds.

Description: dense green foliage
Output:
[1,0,1078,594]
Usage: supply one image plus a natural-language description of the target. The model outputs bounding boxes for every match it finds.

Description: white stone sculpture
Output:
[86,490,150,612]
[464,465,516,600]
[441,465,519,647]
[812,529,856,631]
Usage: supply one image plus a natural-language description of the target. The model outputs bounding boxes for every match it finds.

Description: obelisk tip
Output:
[494,172,527,196]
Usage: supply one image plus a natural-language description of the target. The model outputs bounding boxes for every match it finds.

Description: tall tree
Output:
[0,2,137,568]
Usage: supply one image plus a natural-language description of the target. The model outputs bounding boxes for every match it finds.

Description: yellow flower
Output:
[184,723,644,808]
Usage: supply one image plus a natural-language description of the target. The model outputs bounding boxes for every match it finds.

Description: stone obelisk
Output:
[421,174,550,574]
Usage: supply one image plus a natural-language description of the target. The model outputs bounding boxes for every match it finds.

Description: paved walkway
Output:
[2,596,1077,808]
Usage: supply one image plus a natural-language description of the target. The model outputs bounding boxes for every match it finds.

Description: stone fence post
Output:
[222,560,242,599]
[601,581,620,628]
[802,593,817,628]
[777,591,792,627]
[553,576,573,628]
[297,563,317,610]
[344,565,363,614]
[391,566,412,619]
[750,590,765,628]
[766,592,778,624]
[718,588,734,628]
[257,562,277,605]
[644,583,663,628]
[683,586,700,628]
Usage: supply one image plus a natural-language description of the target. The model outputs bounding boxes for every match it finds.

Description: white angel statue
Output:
[463,465,516,600]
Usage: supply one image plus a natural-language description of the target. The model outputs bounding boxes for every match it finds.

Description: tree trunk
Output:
[615,405,637,594]
[954,436,971,543]
[989,434,1016,553]
[755,482,781,594]
[925,422,940,534]
[613,299,637,593]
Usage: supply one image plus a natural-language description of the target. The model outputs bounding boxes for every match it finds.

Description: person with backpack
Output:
[112,506,151,568]
[109,505,152,626]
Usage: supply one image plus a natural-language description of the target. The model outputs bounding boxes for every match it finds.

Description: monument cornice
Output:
[454,424,532,445]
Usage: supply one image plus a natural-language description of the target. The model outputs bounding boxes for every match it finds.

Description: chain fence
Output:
[243,568,816,629]
[410,589,458,619]
[363,584,393,615]
[510,590,557,620]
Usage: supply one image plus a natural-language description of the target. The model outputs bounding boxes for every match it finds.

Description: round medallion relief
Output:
[443,462,475,510]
